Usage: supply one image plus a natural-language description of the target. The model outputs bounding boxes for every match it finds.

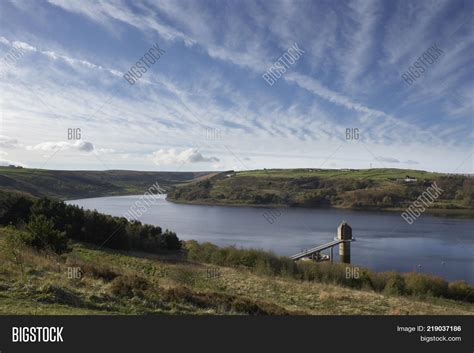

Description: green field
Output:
[168,168,474,215]
[238,168,443,180]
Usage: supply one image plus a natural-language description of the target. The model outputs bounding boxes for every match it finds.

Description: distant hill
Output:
[0,167,214,200]
[167,168,474,215]
[2,167,473,216]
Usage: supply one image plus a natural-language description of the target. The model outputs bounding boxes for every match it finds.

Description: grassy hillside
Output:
[167,168,474,215]
[0,167,213,200]
[1,230,472,315]
[3,167,472,216]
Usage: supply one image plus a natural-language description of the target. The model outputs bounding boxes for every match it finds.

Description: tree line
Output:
[0,191,181,254]
[169,174,474,209]
[185,240,473,303]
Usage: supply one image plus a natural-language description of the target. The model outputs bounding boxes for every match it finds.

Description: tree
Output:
[0,227,28,278]
[1,191,181,254]
[162,230,181,250]
[382,196,393,207]
[25,214,69,254]
[0,194,33,226]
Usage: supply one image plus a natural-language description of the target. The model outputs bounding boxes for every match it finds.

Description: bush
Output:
[84,264,118,282]
[367,272,395,293]
[161,230,181,250]
[447,281,474,302]
[185,241,297,277]
[383,273,406,295]
[37,284,83,306]
[25,214,69,254]
[184,240,473,302]
[0,226,29,276]
[169,267,199,287]
[163,286,289,315]
[404,272,448,297]
[0,192,34,225]
[109,275,149,297]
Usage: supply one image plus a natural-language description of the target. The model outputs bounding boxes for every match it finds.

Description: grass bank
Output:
[1,228,472,315]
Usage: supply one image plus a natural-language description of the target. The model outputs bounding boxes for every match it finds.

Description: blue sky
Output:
[0,0,472,172]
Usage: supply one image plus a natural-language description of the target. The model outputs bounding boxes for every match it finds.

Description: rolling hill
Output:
[167,168,474,215]
[0,167,213,200]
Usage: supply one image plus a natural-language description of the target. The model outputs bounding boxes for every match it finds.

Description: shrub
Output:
[25,214,69,254]
[184,240,473,302]
[163,286,289,315]
[169,267,199,287]
[0,226,29,276]
[72,262,118,282]
[37,284,83,307]
[447,281,474,302]
[0,192,34,225]
[383,273,406,295]
[404,272,448,297]
[185,241,294,277]
[161,230,181,250]
[109,275,149,297]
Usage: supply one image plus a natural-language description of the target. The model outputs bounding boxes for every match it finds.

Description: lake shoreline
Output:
[66,193,474,218]
[166,197,474,218]
[68,193,474,218]
[66,195,474,284]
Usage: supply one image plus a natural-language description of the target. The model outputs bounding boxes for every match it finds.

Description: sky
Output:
[0,0,472,173]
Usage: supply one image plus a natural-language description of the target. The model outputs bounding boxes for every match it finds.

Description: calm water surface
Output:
[66,195,474,284]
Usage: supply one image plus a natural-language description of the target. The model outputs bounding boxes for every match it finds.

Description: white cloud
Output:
[1,1,471,173]
[0,159,27,167]
[12,40,37,52]
[27,140,94,152]
[151,148,219,165]
[376,156,400,163]
[47,0,194,44]
[0,36,122,78]
[0,136,21,149]
[96,148,116,154]
[0,36,10,46]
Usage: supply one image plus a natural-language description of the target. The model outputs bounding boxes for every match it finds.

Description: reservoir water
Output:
[66,195,474,284]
